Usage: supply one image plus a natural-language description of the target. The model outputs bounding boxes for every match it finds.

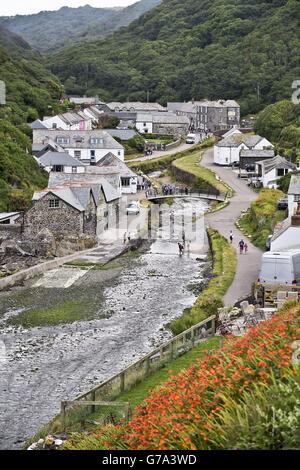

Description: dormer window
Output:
[90,138,103,144]
[57,137,70,144]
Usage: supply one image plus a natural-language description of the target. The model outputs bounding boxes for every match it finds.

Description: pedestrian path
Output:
[202,149,262,306]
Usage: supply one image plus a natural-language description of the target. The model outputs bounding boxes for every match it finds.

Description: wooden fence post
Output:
[61,401,66,433]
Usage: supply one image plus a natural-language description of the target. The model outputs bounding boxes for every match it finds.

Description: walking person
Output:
[244,242,248,254]
[239,239,245,255]
[178,242,184,256]
[123,232,127,244]
[229,230,234,244]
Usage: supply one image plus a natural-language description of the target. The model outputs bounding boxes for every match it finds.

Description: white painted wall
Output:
[136,120,153,134]
[43,165,86,174]
[214,143,247,165]
[121,176,138,194]
[288,194,298,217]
[271,226,300,251]
[42,115,92,131]
[255,138,274,150]
[263,168,292,188]
[66,148,125,162]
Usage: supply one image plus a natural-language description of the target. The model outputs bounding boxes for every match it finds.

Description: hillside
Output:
[49,0,300,114]
[0,26,61,210]
[0,1,162,53]
[255,100,300,161]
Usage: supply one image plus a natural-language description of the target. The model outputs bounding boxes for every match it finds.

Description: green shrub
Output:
[238,189,285,249]
[206,370,300,450]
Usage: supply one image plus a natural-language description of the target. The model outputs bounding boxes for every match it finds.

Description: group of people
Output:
[229,231,248,254]
[162,184,190,196]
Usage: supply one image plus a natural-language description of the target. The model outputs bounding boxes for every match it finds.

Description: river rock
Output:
[44,435,55,446]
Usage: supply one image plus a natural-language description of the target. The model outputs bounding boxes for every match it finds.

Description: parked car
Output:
[258,251,300,285]
[126,201,140,215]
[186,133,196,144]
[277,197,288,210]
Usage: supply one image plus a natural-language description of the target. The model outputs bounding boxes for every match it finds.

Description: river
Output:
[0,198,210,449]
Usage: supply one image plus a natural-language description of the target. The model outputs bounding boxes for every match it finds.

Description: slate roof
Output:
[0,212,21,221]
[39,151,85,167]
[107,102,166,112]
[256,155,297,173]
[240,149,275,159]
[32,129,124,150]
[167,100,240,113]
[106,129,138,141]
[33,188,86,212]
[288,175,300,195]
[96,153,137,178]
[30,119,47,130]
[216,134,271,149]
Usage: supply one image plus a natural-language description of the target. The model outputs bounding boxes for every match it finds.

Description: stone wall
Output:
[23,193,84,238]
[83,193,97,237]
[153,123,189,137]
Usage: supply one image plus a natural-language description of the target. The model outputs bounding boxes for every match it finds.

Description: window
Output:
[52,165,63,172]
[57,137,70,144]
[74,150,81,158]
[143,122,147,127]
[277,168,285,177]
[118,151,121,156]
[72,166,77,174]
[121,177,131,187]
[90,138,103,144]
[52,123,57,129]
[295,195,300,202]
[49,198,60,208]
[90,150,95,157]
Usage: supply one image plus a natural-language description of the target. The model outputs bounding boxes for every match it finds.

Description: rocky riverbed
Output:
[0,199,210,449]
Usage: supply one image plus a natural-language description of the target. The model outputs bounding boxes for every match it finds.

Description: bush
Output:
[238,189,285,249]
[206,370,300,450]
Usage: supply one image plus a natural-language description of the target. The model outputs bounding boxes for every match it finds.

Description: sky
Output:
[0,1,137,17]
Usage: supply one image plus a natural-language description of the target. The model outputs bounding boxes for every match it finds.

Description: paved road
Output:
[126,142,197,163]
[202,148,262,306]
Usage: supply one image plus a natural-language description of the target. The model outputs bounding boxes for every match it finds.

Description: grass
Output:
[171,151,230,195]
[7,299,96,328]
[85,336,223,423]
[237,189,286,249]
[129,139,215,174]
[170,228,237,335]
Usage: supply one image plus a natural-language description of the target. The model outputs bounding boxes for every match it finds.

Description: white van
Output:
[186,133,196,144]
[259,251,300,285]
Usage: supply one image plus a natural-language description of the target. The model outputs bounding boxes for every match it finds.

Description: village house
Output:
[167,99,240,133]
[214,134,274,166]
[31,111,93,131]
[46,151,138,195]
[255,155,296,189]
[270,175,300,251]
[38,151,86,174]
[69,96,102,106]
[24,180,120,239]
[135,112,190,136]
[32,129,125,163]
[103,102,167,114]
[239,149,275,171]
[0,212,21,225]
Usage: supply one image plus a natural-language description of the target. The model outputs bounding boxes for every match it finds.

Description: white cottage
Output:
[214,134,274,166]
[256,155,296,189]
[38,151,86,174]
[39,112,93,131]
[32,129,125,163]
